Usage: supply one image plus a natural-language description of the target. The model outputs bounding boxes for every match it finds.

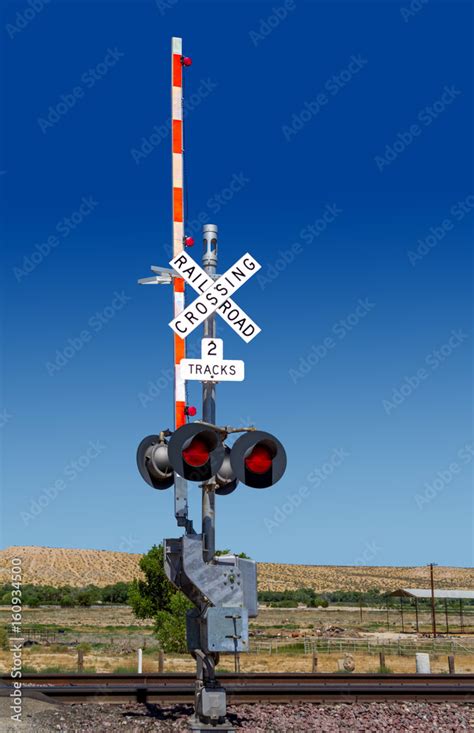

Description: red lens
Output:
[245,443,273,474]
[183,437,209,467]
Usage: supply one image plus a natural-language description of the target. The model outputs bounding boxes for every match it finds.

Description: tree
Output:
[154,593,193,653]
[128,545,176,618]
[128,544,192,652]
[215,550,250,559]
[102,582,129,604]
[76,590,94,607]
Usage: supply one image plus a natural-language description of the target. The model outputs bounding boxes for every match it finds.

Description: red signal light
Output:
[184,236,195,247]
[182,56,192,67]
[183,436,210,467]
[245,443,273,474]
[185,405,197,417]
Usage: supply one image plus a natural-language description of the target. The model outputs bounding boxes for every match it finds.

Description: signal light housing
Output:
[230,431,287,489]
[137,435,174,490]
[182,56,192,67]
[168,423,225,482]
[215,446,238,496]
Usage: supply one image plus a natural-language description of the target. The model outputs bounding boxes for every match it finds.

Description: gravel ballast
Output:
[7,701,473,732]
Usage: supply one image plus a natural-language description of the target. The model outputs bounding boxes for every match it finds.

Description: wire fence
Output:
[250,636,474,656]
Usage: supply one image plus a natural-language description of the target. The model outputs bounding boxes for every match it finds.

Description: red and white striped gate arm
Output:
[171,37,186,429]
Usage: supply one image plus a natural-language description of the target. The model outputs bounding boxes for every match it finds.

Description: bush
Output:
[270,600,298,608]
[128,545,193,653]
[154,593,193,653]
[77,643,91,655]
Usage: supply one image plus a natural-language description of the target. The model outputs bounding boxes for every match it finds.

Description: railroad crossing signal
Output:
[137,424,287,492]
[136,37,288,731]
[169,251,262,342]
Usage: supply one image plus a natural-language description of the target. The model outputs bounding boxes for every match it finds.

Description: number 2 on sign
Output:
[202,338,223,360]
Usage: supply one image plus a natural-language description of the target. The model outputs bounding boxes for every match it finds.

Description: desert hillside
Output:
[1,546,473,593]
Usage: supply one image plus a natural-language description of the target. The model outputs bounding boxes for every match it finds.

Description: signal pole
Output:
[202,225,218,562]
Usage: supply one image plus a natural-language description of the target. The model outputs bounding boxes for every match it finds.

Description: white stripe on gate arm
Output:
[168,253,261,339]
[169,251,262,343]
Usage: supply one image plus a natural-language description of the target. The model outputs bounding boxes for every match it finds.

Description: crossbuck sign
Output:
[169,251,262,343]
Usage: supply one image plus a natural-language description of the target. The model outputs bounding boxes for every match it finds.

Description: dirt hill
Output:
[1,546,473,592]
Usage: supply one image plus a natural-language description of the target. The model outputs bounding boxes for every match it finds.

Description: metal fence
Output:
[250,636,474,656]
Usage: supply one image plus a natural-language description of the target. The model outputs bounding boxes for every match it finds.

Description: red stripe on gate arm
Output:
[172,120,182,154]
[174,277,185,293]
[173,188,183,222]
[172,54,182,88]
[175,400,186,428]
[174,334,185,362]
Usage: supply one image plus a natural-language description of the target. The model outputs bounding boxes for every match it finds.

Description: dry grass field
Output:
[0,605,472,677]
[2,546,473,592]
[0,648,473,675]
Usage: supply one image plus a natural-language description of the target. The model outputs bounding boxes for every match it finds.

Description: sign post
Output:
[201,224,218,564]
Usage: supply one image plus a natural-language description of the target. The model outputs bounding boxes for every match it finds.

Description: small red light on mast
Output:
[184,236,195,247]
[182,56,192,67]
[185,405,197,417]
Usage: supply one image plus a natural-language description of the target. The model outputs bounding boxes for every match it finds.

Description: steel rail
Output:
[3,672,474,686]
[1,674,472,704]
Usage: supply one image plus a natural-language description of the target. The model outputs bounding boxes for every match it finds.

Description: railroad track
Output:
[1,673,473,704]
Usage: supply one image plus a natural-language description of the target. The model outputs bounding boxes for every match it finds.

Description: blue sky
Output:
[1,0,472,568]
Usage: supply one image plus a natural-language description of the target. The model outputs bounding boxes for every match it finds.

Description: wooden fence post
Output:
[312,653,318,672]
[158,650,164,673]
[379,652,386,671]
[448,655,455,674]
[77,649,84,672]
